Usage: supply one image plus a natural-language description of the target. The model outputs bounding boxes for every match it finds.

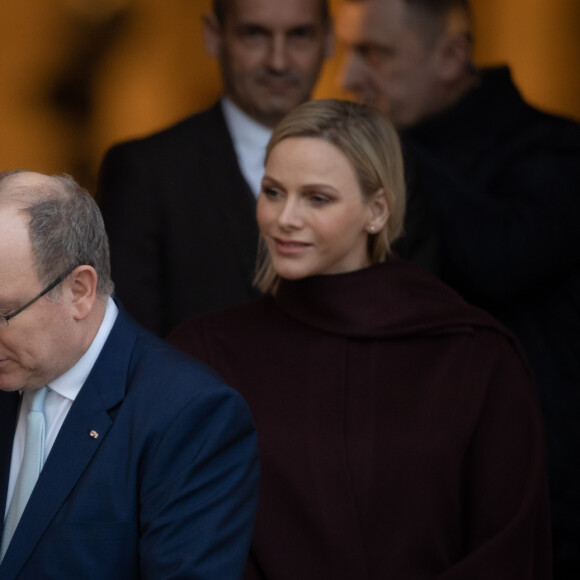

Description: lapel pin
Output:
[89,430,99,439]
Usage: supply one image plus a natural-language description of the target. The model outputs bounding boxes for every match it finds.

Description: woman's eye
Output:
[310,195,331,205]
[262,187,280,199]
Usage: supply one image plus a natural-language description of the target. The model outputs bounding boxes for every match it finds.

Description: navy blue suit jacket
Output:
[0,306,259,579]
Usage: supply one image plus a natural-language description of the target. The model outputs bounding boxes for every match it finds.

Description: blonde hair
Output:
[255,99,406,294]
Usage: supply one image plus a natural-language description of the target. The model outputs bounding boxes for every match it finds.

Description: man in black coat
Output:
[97,0,334,336]
[337,1,580,577]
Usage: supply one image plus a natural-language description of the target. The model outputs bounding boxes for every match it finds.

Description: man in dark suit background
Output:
[97,0,334,336]
[0,170,258,579]
[337,0,580,576]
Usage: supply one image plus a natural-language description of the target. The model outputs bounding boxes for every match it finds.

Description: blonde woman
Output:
[169,99,550,579]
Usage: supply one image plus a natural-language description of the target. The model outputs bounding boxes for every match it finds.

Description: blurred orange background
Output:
[1,0,579,194]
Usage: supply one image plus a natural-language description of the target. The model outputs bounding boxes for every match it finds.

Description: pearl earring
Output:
[368,225,376,233]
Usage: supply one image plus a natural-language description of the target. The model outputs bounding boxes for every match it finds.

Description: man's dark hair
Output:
[212,0,330,26]
[344,0,472,45]
[404,0,472,45]
[406,0,470,14]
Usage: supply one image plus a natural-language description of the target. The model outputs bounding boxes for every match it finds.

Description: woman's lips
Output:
[273,238,312,256]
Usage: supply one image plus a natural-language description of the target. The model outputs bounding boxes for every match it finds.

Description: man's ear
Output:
[67,266,98,321]
[436,32,471,83]
[202,12,222,58]
[367,188,390,232]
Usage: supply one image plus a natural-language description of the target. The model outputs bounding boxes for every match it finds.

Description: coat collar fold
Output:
[274,258,502,339]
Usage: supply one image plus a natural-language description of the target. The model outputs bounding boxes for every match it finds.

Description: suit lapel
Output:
[202,103,260,280]
[0,308,138,578]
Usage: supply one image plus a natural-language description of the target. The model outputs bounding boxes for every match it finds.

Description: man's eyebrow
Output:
[288,23,319,31]
[234,22,320,33]
[0,301,18,312]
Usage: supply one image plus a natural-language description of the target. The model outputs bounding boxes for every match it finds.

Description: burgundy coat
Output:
[169,258,551,579]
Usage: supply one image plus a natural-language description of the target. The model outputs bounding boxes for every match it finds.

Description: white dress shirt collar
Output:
[48,297,119,402]
[6,297,119,515]
[221,97,272,199]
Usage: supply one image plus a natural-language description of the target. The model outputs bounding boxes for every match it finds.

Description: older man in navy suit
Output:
[0,170,259,579]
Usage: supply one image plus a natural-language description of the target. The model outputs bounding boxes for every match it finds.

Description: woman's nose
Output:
[277,197,302,229]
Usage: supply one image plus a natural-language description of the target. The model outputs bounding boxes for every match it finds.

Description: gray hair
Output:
[0,171,114,298]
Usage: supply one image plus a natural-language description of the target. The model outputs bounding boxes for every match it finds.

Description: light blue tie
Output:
[1,386,48,562]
